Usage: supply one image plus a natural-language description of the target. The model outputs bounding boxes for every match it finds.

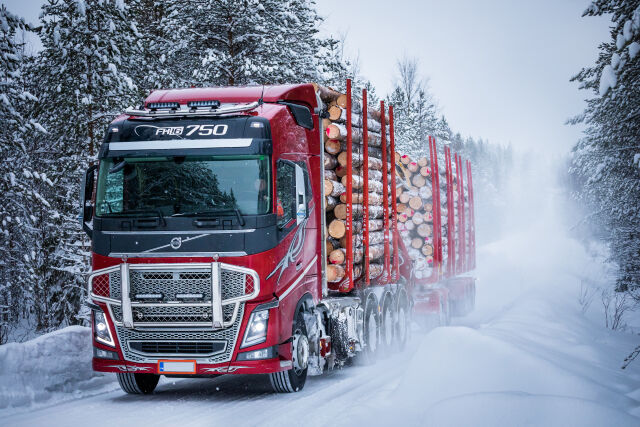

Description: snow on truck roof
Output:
[144,84,318,109]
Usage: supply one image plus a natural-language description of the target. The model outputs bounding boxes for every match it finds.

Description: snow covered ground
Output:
[2,162,640,426]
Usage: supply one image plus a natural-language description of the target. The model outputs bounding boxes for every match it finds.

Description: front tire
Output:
[269,312,308,393]
[117,372,159,394]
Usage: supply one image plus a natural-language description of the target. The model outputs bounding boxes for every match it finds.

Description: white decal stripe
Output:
[109,138,254,151]
[278,255,318,301]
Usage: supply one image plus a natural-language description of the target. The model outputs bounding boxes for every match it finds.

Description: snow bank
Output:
[0,326,116,412]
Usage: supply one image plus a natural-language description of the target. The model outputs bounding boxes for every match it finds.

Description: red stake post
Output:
[380,101,390,283]
[445,147,456,277]
[362,89,370,287]
[389,106,399,281]
[466,160,476,270]
[345,79,353,292]
[457,154,466,273]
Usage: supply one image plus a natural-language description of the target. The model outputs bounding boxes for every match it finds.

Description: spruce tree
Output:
[570,0,640,293]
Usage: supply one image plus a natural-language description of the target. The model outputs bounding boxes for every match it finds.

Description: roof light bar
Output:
[147,102,180,110]
[187,100,220,109]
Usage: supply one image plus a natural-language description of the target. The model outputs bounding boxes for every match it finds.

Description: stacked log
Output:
[394,152,438,278]
[318,84,391,284]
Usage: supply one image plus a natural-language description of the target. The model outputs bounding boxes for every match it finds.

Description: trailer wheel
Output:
[357,296,380,364]
[116,373,159,394]
[380,295,395,355]
[269,312,308,393]
[395,291,410,351]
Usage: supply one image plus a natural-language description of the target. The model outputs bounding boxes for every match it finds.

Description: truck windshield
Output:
[95,155,271,217]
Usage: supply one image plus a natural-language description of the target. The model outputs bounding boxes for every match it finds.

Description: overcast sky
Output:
[316,0,611,152]
[3,0,611,152]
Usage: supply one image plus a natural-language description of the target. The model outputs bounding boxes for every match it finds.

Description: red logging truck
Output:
[81,79,475,394]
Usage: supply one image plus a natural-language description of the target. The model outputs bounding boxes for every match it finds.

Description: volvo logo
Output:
[170,237,182,250]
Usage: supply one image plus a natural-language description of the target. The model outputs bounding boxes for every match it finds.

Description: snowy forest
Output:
[1,0,640,425]
[0,0,511,339]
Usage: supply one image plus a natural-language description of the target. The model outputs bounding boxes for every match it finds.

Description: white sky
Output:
[3,0,611,152]
[316,0,612,152]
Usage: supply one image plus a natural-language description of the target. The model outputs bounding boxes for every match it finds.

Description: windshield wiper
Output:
[172,208,245,226]
[102,209,166,226]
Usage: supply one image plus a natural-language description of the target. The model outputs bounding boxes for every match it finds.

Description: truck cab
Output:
[83,85,326,393]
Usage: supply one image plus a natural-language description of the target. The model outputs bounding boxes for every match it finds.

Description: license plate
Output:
[157,360,196,374]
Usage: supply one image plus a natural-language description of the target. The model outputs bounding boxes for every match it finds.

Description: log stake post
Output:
[445,147,456,277]
[362,89,370,287]
[466,160,476,270]
[427,136,438,282]
[389,106,399,281]
[345,79,354,292]
[457,154,466,273]
[433,137,443,276]
[380,101,390,283]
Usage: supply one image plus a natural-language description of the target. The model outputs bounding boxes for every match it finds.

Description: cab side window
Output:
[276,160,296,229]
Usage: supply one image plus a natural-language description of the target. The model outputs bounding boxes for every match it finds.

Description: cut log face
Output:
[417,223,432,237]
[327,264,345,282]
[407,162,419,173]
[422,244,434,256]
[325,139,342,155]
[324,179,346,197]
[419,166,431,177]
[417,157,429,167]
[328,219,346,239]
[400,154,411,165]
[409,196,423,210]
[412,174,426,187]
[411,238,423,249]
[412,212,424,225]
[399,193,411,204]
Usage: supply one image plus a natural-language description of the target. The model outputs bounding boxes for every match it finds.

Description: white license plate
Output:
[158,360,196,374]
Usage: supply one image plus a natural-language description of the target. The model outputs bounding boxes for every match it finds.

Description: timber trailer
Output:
[81,80,476,394]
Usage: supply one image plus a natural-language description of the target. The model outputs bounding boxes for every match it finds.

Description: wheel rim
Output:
[368,312,377,353]
[292,329,309,376]
[397,306,407,342]
[384,306,393,345]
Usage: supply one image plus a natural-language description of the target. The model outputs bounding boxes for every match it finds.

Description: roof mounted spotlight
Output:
[187,100,221,109]
[147,102,180,110]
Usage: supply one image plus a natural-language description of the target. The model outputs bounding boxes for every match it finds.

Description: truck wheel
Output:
[358,297,380,364]
[269,312,308,393]
[117,372,159,394]
[395,292,409,351]
[380,296,395,355]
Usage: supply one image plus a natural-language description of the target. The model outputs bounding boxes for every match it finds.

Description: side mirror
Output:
[294,164,307,225]
[81,164,98,237]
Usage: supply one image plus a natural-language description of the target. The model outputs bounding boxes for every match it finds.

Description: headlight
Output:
[241,310,269,348]
[93,310,115,347]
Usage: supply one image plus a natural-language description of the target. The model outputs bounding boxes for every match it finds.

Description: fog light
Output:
[93,347,119,360]
[93,310,115,347]
[237,346,277,361]
[241,309,269,348]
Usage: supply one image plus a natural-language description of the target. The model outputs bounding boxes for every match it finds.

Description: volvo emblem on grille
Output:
[170,237,182,249]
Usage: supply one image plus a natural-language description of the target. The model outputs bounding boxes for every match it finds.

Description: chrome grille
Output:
[129,340,226,357]
[111,303,235,324]
[129,270,213,301]
[109,270,121,299]
[114,304,244,364]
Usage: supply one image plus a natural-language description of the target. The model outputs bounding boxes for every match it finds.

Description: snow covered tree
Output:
[388,57,439,157]
[0,6,47,326]
[17,0,140,330]
[569,0,640,294]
